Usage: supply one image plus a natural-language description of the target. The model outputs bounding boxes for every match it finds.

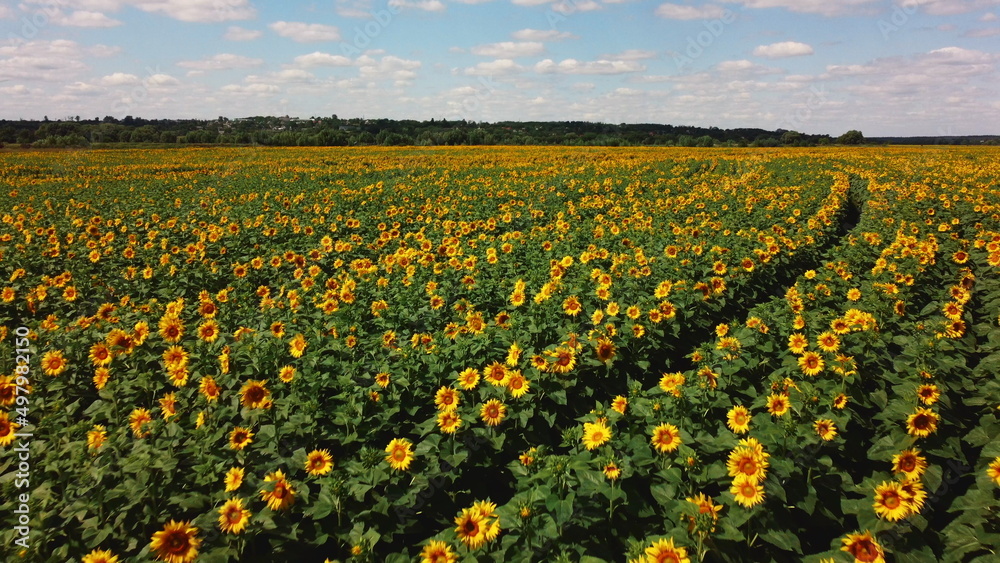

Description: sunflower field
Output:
[1,146,999,563]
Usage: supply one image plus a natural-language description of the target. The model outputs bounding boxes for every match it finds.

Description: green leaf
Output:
[759,528,802,554]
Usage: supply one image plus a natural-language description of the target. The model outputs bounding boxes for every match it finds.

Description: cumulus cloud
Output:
[269,21,341,42]
[388,0,446,11]
[600,49,657,61]
[224,26,262,41]
[511,29,576,41]
[100,72,142,85]
[177,53,264,71]
[655,3,727,19]
[471,41,545,58]
[534,58,645,75]
[753,41,814,58]
[131,0,256,22]
[723,0,880,17]
[51,10,123,27]
[462,59,524,75]
[293,51,353,67]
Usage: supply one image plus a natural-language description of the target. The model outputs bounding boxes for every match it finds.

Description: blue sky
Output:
[1,0,999,135]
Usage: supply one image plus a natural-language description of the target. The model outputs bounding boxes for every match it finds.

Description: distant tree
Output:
[780,131,802,145]
[838,130,865,145]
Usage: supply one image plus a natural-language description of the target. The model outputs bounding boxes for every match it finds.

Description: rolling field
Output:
[1,146,999,562]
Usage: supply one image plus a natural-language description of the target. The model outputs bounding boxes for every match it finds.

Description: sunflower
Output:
[385,438,414,471]
[41,350,67,376]
[305,449,334,476]
[727,446,768,482]
[841,530,885,563]
[480,399,507,426]
[218,350,230,375]
[730,476,765,509]
[603,462,621,480]
[798,351,824,376]
[374,371,390,388]
[218,498,252,534]
[420,540,457,563]
[986,456,1000,486]
[562,296,582,316]
[814,419,837,441]
[224,467,244,492]
[685,492,723,524]
[435,386,460,411]
[457,367,480,390]
[507,371,530,398]
[289,333,307,358]
[899,479,927,513]
[787,333,808,354]
[726,406,751,434]
[87,425,107,451]
[150,520,200,563]
[905,407,938,438]
[0,412,20,447]
[484,362,509,387]
[437,410,462,434]
[239,380,271,410]
[270,321,285,338]
[548,346,576,374]
[817,332,840,353]
[766,394,791,416]
[89,342,113,366]
[642,537,690,563]
[892,449,927,480]
[833,393,849,409]
[199,376,220,402]
[229,427,254,450]
[595,338,616,363]
[197,320,220,343]
[454,508,489,549]
[129,408,152,438]
[162,346,189,371]
[582,420,611,450]
[159,393,178,421]
[611,395,628,415]
[916,384,940,405]
[659,372,685,396]
[651,423,682,453]
[82,549,120,563]
[278,366,295,383]
[260,469,295,511]
[873,480,909,521]
[0,376,15,407]
[93,367,110,390]
[158,315,184,343]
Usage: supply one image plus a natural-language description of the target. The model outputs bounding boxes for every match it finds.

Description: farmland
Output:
[1,146,999,562]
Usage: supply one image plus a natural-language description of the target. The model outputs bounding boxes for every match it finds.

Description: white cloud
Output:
[131,0,256,22]
[246,69,316,84]
[655,3,727,19]
[722,0,880,17]
[463,59,524,75]
[336,0,373,17]
[753,41,814,58]
[471,41,545,58]
[357,55,422,83]
[982,12,998,21]
[52,10,123,27]
[965,27,1000,37]
[293,51,353,67]
[388,0,446,11]
[551,0,601,13]
[0,5,13,18]
[715,59,778,73]
[88,44,121,57]
[535,58,645,75]
[269,21,341,42]
[222,83,280,94]
[511,29,576,41]
[224,26,262,41]
[100,72,141,85]
[146,73,180,86]
[913,0,1000,16]
[177,53,264,71]
[600,49,657,60]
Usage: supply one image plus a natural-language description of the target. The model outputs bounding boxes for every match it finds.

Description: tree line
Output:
[0,115,879,148]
